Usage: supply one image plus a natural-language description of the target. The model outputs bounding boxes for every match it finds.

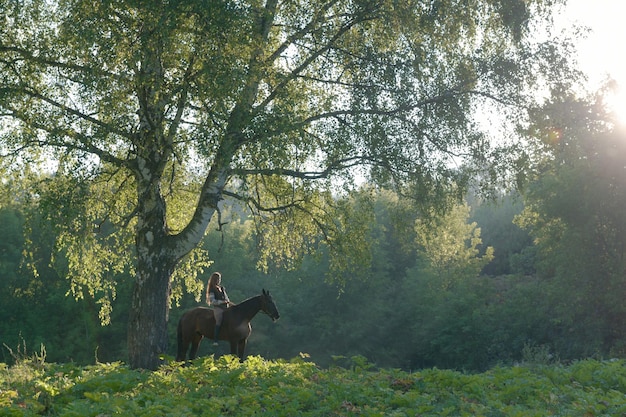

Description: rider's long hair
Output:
[206,272,222,304]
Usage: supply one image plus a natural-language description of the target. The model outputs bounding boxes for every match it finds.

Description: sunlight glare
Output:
[560,0,626,126]
[605,84,626,126]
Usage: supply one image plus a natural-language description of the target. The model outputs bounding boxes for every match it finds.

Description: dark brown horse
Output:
[176,289,280,362]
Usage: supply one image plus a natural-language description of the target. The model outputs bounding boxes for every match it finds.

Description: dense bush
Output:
[2,355,626,416]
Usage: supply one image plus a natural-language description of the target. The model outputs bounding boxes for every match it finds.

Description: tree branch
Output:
[1,106,130,168]
[0,44,131,82]
[165,55,195,144]
[14,86,133,140]
[264,0,341,65]
[256,2,381,113]
[231,155,379,180]
[223,189,306,213]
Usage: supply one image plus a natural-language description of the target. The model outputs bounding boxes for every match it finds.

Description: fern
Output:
[2,356,626,416]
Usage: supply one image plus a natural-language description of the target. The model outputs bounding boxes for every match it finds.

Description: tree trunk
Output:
[126,153,179,369]
[127,191,177,369]
[127,257,174,370]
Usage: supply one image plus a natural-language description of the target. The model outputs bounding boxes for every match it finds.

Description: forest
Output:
[1,0,625,373]
[2,108,626,371]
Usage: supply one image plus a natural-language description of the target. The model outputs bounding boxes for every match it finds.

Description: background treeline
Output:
[2,121,626,371]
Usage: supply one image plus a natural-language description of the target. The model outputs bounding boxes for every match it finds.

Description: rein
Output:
[227,292,278,321]
[259,294,277,320]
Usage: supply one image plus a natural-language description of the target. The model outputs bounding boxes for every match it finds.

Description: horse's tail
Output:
[175,314,185,361]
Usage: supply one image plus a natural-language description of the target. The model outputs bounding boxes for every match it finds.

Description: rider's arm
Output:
[208,291,218,305]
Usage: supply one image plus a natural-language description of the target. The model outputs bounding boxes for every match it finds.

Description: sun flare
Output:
[605,85,626,126]
[560,1,626,125]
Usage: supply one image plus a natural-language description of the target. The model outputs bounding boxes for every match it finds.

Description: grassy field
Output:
[2,353,626,416]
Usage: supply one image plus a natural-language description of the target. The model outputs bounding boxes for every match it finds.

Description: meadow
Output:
[2,352,626,416]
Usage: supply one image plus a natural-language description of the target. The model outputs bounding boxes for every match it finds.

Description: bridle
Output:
[260,293,279,321]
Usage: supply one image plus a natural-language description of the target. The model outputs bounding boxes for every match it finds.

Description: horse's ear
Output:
[262,289,267,295]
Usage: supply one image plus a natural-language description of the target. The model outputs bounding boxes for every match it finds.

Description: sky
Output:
[559,0,626,119]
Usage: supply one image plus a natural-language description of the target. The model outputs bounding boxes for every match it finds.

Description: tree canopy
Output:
[0,0,577,368]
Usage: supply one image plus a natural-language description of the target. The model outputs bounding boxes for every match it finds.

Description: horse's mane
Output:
[229,293,263,308]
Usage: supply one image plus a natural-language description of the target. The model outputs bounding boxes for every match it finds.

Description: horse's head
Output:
[261,289,280,322]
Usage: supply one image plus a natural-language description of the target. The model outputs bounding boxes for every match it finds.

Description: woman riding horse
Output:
[176,289,279,362]
[206,272,231,345]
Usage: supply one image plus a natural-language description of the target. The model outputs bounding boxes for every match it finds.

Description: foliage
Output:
[0,0,580,368]
[416,202,494,290]
[516,92,626,359]
[0,199,130,365]
[2,355,626,416]
[470,194,533,276]
[5,178,626,371]
[248,192,525,370]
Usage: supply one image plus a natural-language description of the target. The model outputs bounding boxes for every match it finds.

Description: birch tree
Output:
[0,0,575,369]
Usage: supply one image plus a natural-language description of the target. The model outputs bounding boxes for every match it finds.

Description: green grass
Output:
[2,355,626,416]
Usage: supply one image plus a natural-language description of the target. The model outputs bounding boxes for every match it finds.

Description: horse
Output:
[176,289,280,362]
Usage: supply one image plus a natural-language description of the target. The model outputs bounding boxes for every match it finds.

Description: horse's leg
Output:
[176,341,188,362]
[176,317,189,361]
[237,339,247,362]
[189,334,203,360]
[229,339,238,356]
